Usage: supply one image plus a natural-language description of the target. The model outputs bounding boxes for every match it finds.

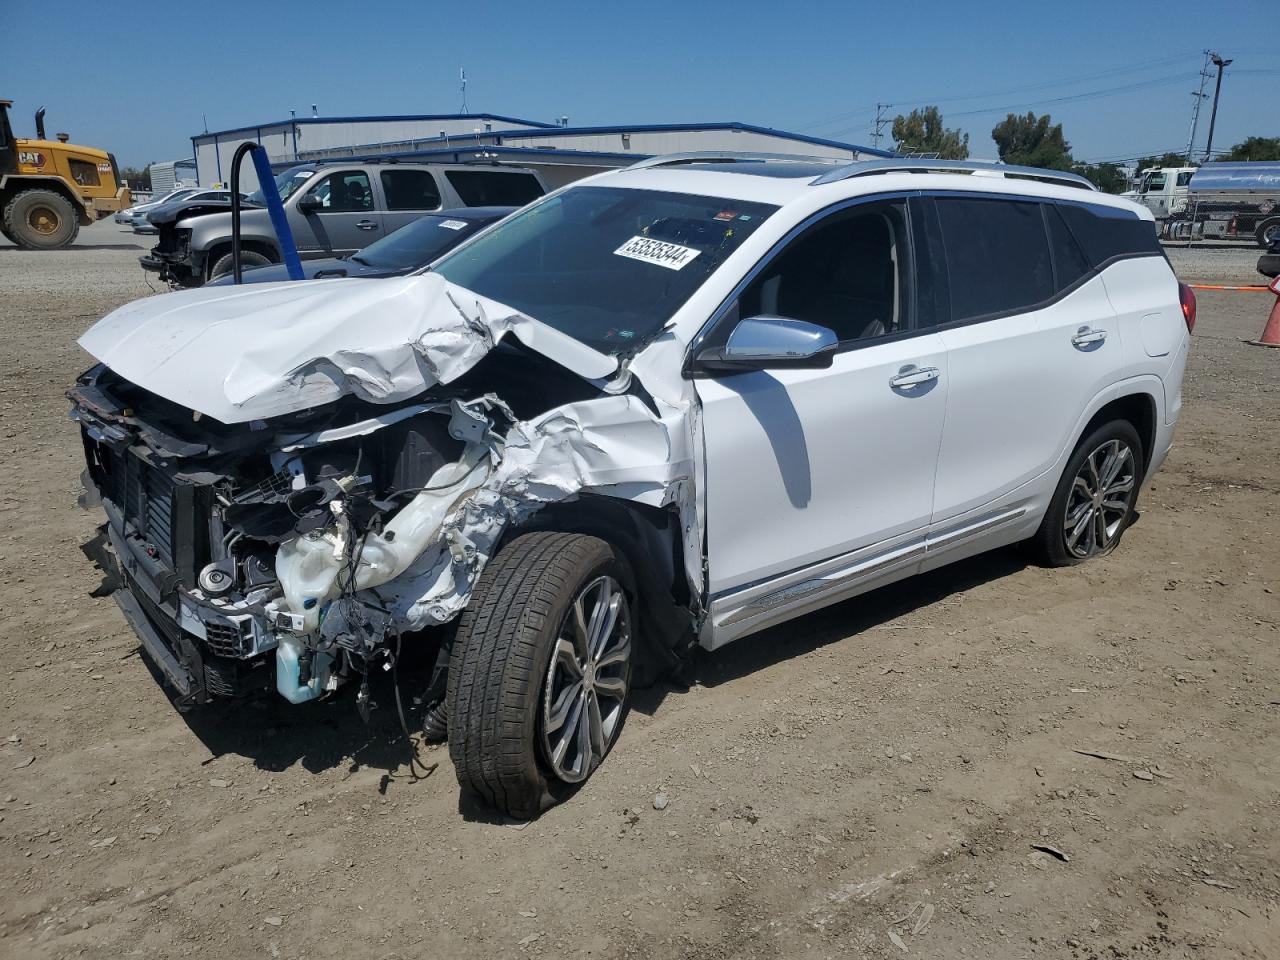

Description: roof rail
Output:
[627,150,845,171]
[810,158,1096,191]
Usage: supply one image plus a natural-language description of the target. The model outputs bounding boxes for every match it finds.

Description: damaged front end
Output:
[71,274,700,711]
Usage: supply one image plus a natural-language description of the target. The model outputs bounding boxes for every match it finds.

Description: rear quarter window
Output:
[445,170,544,206]
[1056,202,1162,269]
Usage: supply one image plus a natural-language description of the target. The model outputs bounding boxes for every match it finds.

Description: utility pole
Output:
[459,68,468,114]
[1203,52,1232,162]
[1184,50,1211,162]
[872,103,893,151]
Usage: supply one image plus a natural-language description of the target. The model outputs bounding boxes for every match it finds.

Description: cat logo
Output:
[18,150,47,167]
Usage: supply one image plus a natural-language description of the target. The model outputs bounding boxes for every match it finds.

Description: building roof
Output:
[193,113,556,141]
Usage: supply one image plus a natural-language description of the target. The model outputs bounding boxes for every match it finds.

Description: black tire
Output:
[1031,419,1144,567]
[1256,219,1280,250]
[447,532,634,819]
[2,189,80,249]
[208,248,273,282]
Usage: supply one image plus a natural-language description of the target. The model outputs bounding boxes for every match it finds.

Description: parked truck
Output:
[1141,162,1280,247]
[1122,165,1197,220]
[0,98,131,249]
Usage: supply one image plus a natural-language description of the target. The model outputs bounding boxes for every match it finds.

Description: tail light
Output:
[1227,216,1238,236]
[1179,282,1197,332]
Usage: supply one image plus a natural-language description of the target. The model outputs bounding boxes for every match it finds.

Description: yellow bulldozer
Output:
[0,99,132,249]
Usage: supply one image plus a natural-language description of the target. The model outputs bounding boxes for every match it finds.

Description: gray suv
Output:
[140,161,546,286]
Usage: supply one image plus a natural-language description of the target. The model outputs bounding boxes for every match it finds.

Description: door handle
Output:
[355,220,379,231]
[889,365,940,389]
[1071,326,1107,348]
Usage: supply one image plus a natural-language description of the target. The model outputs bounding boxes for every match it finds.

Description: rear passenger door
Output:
[926,194,1121,529]
[379,169,443,234]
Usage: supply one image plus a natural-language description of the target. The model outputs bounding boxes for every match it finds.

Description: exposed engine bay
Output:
[71,274,701,710]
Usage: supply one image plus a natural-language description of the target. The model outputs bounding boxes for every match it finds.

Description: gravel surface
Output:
[1,220,1277,959]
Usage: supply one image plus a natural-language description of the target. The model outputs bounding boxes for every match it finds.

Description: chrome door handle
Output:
[1071,326,1107,347]
[356,220,379,230]
[889,365,940,389]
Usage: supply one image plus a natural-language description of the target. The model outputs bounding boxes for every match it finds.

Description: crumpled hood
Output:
[78,273,618,423]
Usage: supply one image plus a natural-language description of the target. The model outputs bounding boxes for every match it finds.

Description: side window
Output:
[935,197,1053,322]
[1176,171,1194,187]
[738,201,910,344]
[305,171,373,212]
[1045,204,1092,292]
[1056,202,1162,269]
[69,159,100,187]
[445,170,545,206]
[380,170,441,211]
[1143,173,1167,193]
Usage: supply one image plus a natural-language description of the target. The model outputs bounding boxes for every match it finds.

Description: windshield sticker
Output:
[713,210,739,221]
[614,235,702,271]
[438,219,468,230]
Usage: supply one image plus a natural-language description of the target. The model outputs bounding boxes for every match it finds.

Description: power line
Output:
[797,50,1203,134]
[944,72,1199,119]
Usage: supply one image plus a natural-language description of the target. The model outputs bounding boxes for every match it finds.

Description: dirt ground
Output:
[1,221,1277,960]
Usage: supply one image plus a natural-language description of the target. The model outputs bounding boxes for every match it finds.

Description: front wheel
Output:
[447,532,634,819]
[1031,420,1144,567]
[208,248,273,282]
[2,189,80,249]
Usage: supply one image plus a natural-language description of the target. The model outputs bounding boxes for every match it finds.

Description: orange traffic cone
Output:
[1250,277,1280,348]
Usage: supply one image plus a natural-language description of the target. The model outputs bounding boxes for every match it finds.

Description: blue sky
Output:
[4,0,1276,169]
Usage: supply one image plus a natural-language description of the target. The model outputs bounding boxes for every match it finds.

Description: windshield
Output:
[432,186,778,354]
[352,214,496,270]
[246,167,315,205]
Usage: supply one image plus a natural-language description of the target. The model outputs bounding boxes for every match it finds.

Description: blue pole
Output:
[249,146,304,281]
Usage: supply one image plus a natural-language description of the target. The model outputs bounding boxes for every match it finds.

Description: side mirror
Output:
[296,195,322,213]
[696,316,838,372]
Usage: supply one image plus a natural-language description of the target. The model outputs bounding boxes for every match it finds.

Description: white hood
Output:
[78,273,618,423]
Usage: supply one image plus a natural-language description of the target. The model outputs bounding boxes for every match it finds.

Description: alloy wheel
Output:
[1063,438,1136,558]
[540,575,631,783]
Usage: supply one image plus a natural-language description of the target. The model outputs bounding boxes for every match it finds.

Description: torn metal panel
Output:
[78,273,618,424]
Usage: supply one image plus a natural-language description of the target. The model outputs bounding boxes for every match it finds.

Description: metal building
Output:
[191,113,554,190]
[192,115,888,191]
[147,158,198,194]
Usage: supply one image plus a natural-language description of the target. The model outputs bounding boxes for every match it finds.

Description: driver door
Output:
[693,199,949,646]
[288,169,382,257]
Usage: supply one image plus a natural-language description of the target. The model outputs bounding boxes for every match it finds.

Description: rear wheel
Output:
[1256,219,1280,249]
[1031,420,1144,566]
[447,532,634,819]
[2,189,80,249]
[208,248,272,282]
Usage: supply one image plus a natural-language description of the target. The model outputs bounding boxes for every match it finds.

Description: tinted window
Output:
[380,170,441,211]
[935,197,1053,322]
[352,214,491,270]
[433,186,776,354]
[739,202,909,343]
[446,170,544,206]
[306,171,373,212]
[1056,202,1162,269]
[1045,204,1092,291]
[1176,171,1194,187]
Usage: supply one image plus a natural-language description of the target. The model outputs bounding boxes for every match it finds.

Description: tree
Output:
[1136,152,1191,171]
[119,165,151,190]
[1220,136,1280,162]
[891,106,969,159]
[990,112,1073,171]
[1072,162,1127,194]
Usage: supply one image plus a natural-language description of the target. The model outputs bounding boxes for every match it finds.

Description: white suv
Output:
[73,154,1193,819]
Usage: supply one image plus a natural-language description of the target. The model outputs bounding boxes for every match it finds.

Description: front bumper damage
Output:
[72,274,702,710]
